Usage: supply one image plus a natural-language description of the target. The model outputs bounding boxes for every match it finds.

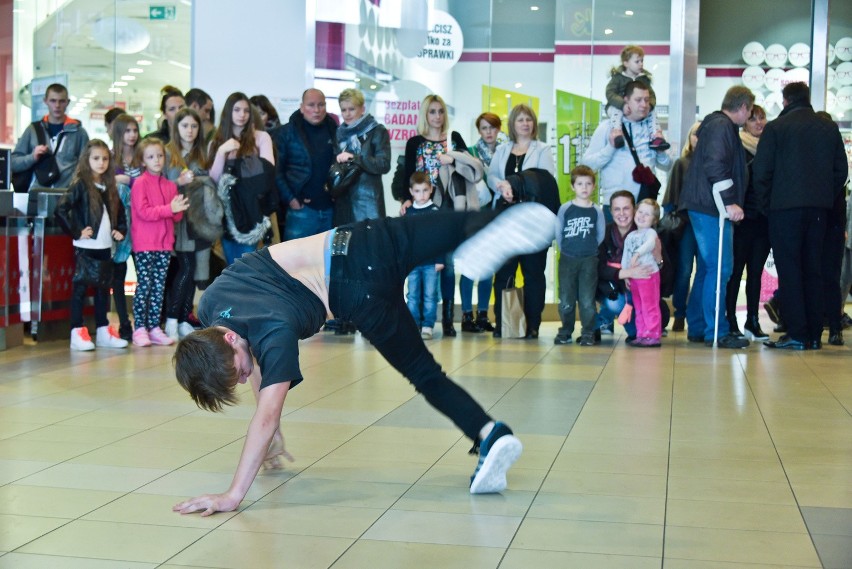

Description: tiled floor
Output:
[0,316,850,568]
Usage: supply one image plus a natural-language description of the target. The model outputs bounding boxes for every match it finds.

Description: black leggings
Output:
[70,247,111,329]
[726,216,770,321]
[111,260,131,328]
[166,251,196,321]
[328,211,497,441]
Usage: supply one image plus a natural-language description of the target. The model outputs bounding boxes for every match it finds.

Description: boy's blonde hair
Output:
[637,198,660,224]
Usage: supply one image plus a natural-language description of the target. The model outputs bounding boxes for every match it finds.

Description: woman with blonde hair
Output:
[488,103,555,339]
[402,93,483,337]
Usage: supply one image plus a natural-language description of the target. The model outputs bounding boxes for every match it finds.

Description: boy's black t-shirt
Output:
[198,248,327,389]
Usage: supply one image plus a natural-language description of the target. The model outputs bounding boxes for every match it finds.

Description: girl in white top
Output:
[621,199,663,347]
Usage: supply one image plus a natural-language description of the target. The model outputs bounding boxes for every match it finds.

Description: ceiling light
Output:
[370,84,377,90]
[625,10,634,16]
[354,77,360,82]
[604,28,613,35]
[490,103,496,107]
[69,95,77,102]
[168,60,190,70]
[108,87,122,93]
[113,81,128,87]
[84,91,97,97]
[136,59,152,65]
[514,82,523,88]
[505,94,511,98]
[79,98,91,104]
[128,67,144,73]
[530,6,539,10]
[121,75,136,81]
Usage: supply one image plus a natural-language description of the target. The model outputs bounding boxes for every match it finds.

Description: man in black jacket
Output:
[271,89,338,241]
[680,86,754,349]
[753,82,848,350]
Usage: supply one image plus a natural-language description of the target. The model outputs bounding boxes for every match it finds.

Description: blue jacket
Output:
[270,109,337,206]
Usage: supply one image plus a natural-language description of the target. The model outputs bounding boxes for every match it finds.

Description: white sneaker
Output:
[454,202,557,281]
[164,318,179,341]
[421,326,433,340]
[96,325,129,349]
[70,327,95,351]
[177,321,196,339]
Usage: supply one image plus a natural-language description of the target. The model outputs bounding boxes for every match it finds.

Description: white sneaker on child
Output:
[96,325,129,349]
[454,202,557,282]
[165,318,179,341]
[421,326,433,340]
[70,327,95,351]
[177,321,196,339]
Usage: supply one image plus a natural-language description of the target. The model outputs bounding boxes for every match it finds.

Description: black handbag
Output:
[623,123,662,202]
[325,160,361,199]
[73,250,113,289]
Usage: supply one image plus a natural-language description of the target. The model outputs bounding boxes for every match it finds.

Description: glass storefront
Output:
[3,0,850,309]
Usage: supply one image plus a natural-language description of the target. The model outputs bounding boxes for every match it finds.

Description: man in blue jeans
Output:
[680,86,754,349]
[171,204,556,516]
[271,88,337,241]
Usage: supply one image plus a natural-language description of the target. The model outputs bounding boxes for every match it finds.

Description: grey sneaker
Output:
[454,203,556,282]
[470,422,523,494]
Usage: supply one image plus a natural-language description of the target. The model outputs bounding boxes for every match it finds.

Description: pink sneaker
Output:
[148,327,175,346]
[132,327,152,347]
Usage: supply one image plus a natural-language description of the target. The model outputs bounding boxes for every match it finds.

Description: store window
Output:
[12,0,191,142]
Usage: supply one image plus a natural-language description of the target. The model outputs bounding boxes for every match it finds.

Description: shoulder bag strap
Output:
[621,121,642,168]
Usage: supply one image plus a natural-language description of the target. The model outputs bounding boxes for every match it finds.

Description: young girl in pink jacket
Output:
[131,138,189,346]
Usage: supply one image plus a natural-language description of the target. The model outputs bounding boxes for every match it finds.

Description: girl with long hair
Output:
[55,140,128,350]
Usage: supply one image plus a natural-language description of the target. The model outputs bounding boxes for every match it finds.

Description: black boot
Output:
[743,314,768,341]
[461,311,482,333]
[442,304,457,337]
[475,310,495,332]
[728,318,743,337]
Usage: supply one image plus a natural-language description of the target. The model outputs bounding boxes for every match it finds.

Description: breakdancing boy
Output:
[172,203,556,516]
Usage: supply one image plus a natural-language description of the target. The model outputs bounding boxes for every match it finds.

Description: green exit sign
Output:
[149,5,176,20]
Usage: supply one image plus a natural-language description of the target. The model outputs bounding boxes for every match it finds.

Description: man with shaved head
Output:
[271,89,338,241]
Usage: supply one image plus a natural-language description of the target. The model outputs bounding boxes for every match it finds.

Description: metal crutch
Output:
[711,181,732,347]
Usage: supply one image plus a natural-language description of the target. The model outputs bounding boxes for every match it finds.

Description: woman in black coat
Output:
[333,88,391,227]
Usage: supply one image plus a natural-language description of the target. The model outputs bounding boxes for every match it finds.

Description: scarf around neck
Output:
[475,131,509,167]
[337,113,379,154]
[739,130,759,156]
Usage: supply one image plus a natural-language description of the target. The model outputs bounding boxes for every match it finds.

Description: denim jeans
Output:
[687,210,733,340]
[407,264,440,328]
[328,210,498,440]
[459,275,492,312]
[597,291,636,338]
[285,206,334,241]
[221,238,257,266]
[672,220,697,319]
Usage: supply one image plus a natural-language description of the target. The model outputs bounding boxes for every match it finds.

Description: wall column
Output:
[191,0,315,111]
[668,0,699,155]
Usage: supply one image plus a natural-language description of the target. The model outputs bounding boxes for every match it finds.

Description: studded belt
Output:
[331,227,353,256]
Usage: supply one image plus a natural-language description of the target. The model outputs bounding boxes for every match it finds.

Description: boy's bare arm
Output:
[172,381,291,516]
